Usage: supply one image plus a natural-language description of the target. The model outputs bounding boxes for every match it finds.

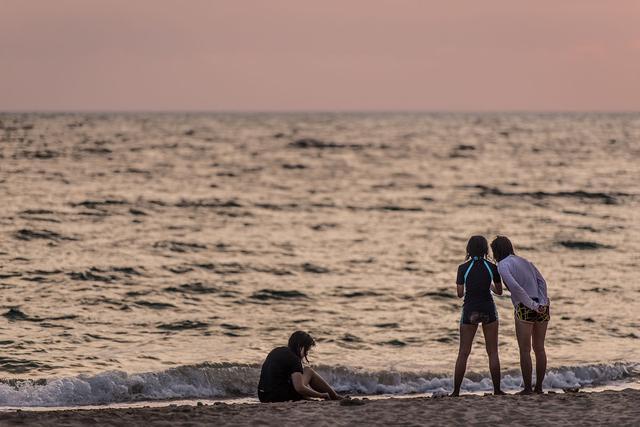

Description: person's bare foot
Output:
[494,390,507,395]
[534,389,544,395]
[449,391,460,397]
[517,388,533,395]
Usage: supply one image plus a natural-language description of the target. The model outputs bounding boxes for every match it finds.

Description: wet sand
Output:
[1,389,638,426]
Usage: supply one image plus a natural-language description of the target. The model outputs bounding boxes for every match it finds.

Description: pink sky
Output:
[1,0,639,111]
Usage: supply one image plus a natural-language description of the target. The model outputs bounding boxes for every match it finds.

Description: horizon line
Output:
[1,109,639,115]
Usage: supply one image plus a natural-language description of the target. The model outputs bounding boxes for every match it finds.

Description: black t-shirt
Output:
[456,258,501,310]
[258,346,304,394]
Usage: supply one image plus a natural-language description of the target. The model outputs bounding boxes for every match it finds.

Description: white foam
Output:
[0,362,637,407]
[321,362,639,395]
[0,363,259,407]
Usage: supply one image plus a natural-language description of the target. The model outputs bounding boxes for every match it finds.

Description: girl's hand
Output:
[536,305,547,314]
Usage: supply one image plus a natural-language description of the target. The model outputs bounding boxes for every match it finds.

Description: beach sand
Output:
[1,389,638,426]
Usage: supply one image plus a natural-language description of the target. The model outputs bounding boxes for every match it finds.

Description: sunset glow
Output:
[1,0,639,111]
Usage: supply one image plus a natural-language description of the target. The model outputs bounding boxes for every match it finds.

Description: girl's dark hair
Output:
[490,235,515,262]
[465,235,489,260]
[288,331,316,362]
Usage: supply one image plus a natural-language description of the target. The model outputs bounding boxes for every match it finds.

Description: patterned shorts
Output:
[515,303,550,322]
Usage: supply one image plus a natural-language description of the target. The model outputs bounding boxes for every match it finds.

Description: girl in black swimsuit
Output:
[451,235,505,396]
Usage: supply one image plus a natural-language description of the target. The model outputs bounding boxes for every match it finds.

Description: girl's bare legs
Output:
[302,367,342,400]
[451,323,478,396]
[532,321,549,393]
[515,319,534,394]
[482,321,504,395]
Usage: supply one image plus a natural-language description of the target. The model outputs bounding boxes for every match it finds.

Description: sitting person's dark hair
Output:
[288,330,315,362]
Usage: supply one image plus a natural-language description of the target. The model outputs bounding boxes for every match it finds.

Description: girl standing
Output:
[451,235,505,396]
[490,236,550,395]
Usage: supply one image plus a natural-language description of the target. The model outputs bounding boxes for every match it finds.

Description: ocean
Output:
[0,112,638,407]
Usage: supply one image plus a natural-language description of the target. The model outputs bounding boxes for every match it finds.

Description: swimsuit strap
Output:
[482,259,494,283]
[463,259,476,285]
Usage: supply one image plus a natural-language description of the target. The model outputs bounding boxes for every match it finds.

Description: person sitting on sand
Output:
[490,235,550,395]
[451,235,505,397]
[258,331,343,402]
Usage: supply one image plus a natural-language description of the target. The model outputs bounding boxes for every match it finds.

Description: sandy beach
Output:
[1,389,639,426]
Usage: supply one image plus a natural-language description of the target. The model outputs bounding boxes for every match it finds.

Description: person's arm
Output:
[490,279,502,295]
[531,263,549,306]
[490,265,502,295]
[498,263,540,310]
[456,265,465,298]
[291,372,329,399]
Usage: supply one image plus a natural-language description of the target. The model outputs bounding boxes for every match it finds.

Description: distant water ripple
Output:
[0,113,639,402]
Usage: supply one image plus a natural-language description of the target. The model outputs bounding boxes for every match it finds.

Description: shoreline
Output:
[1,388,639,426]
[2,380,639,413]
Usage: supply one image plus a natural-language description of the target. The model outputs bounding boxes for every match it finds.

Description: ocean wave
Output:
[0,362,637,407]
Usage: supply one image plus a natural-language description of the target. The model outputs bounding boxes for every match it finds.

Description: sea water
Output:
[0,113,638,406]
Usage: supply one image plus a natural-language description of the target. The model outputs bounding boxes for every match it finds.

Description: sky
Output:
[1,0,639,111]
